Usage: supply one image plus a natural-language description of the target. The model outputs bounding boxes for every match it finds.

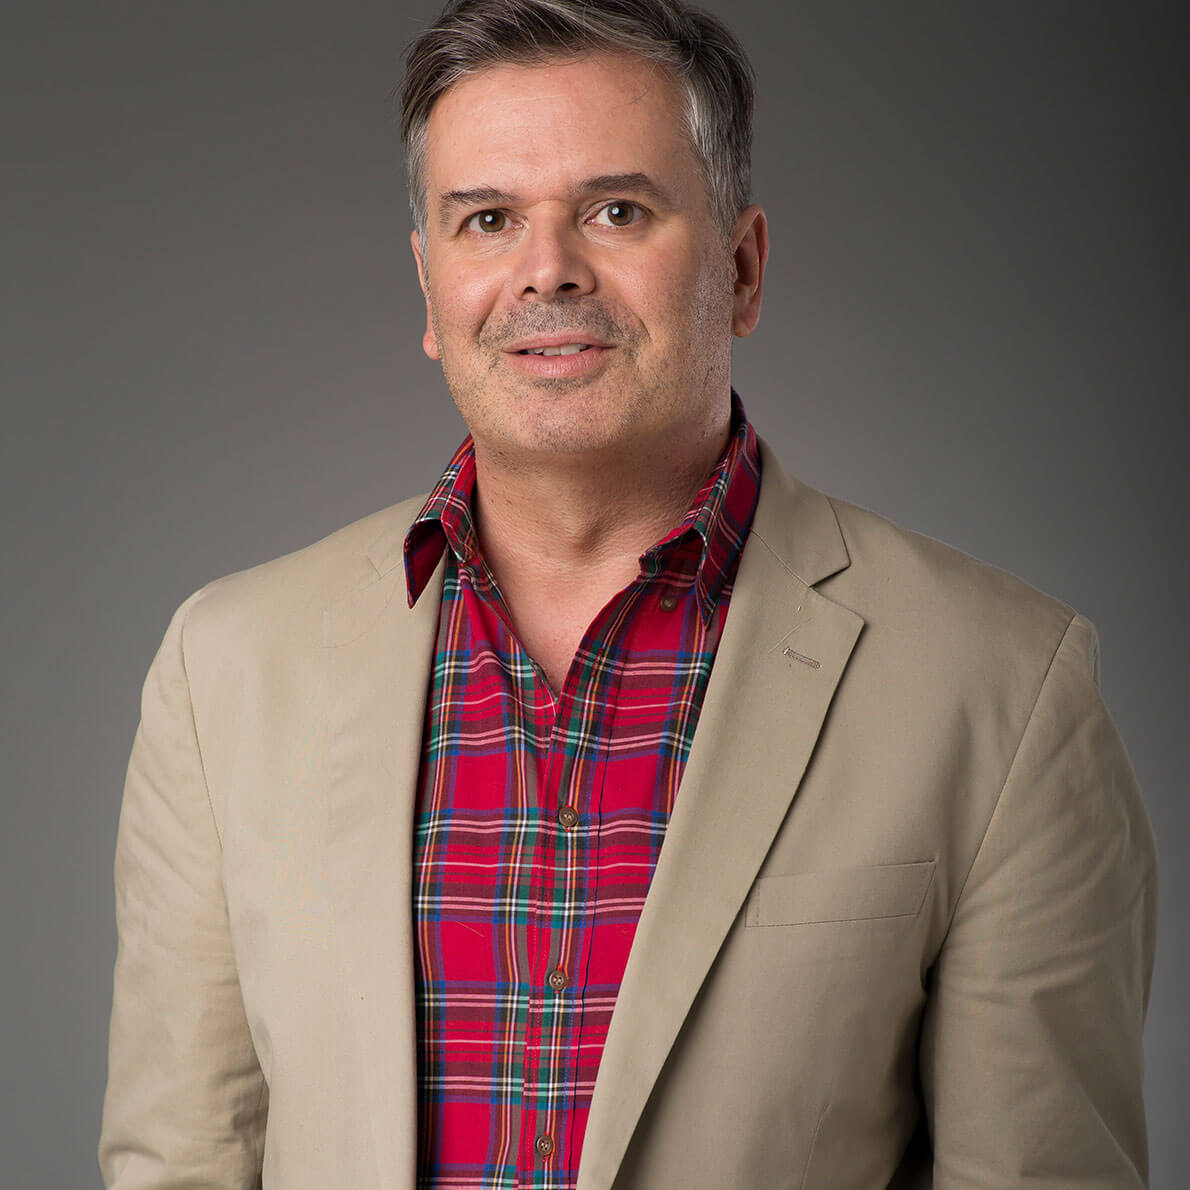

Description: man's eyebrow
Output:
[435,173,674,226]
[570,173,672,203]
[437,186,512,225]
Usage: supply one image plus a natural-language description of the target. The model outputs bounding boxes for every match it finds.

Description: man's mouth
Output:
[516,344,592,357]
[501,334,612,375]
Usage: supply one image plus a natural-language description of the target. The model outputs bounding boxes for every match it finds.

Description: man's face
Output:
[412,52,765,465]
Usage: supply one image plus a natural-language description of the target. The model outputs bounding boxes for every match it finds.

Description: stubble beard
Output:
[427,254,736,463]
[429,295,651,458]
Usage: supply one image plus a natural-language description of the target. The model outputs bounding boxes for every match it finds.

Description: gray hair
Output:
[400,0,755,239]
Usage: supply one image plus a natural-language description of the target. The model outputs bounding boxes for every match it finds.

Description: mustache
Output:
[479,299,630,349]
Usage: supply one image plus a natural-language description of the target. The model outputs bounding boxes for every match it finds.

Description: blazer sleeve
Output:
[100,592,268,1188]
[919,613,1158,1187]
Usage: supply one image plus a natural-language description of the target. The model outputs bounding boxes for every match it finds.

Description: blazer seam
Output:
[249,1076,269,1181]
[178,586,225,852]
[747,526,809,586]
[942,608,1078,932]
[796,1100,831,1190]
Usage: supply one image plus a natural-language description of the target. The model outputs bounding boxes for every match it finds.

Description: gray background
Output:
[2,0,1184,1184]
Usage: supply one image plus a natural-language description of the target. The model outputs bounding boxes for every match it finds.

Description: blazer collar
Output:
[750,435,851,588]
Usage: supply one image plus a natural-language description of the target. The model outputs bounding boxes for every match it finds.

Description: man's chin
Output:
[476,406,647,464]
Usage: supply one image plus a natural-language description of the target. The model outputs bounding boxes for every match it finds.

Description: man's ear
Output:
[729,205,768,338]
[411,230,440,361]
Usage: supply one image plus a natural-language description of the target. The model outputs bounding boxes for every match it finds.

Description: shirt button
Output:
[557,805,579,829]
[659,593,678,612]
[548,968,568,992]
[535,1133,555,1157]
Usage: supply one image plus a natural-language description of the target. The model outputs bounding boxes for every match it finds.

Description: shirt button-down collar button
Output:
[557,805,579,829]
[535,1133,555,1157]
[548,968,568,991]
[659,593,678,612]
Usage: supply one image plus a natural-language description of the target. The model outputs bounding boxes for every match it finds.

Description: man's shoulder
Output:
[178,494,427,654]
[828,492,1073,620]
[752,446,1082,688]
[819,490,1086,685]
[757,442,1074,634]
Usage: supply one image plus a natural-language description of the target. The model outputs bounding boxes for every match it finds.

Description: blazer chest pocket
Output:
[744,861,935,959]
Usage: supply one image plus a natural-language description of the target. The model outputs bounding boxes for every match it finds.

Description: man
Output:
[100,0,1157,1186]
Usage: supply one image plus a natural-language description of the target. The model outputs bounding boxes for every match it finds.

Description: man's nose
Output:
[512,218,596,300]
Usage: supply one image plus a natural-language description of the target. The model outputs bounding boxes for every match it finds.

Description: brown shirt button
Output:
[535,1133,555,1157]
[659,593,678,612]
[556,805,579,829]
[547,968,568,992]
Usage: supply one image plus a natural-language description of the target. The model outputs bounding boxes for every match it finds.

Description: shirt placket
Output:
[517,588,638,1186]
[453,564,551,1188]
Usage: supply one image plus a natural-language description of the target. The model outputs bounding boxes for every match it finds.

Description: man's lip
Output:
[503,342,613,378]
[503,335,611,353]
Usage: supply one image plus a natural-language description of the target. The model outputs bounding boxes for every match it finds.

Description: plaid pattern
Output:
[405,396,760,1189]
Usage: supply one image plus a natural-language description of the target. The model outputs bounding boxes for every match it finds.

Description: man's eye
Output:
[468,210,507,233]
[592,201,641,228]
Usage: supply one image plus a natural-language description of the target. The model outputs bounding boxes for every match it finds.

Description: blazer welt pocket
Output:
[745,861,935,928]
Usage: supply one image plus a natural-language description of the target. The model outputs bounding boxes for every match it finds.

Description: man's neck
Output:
[467,420,732,693]
[471,424,729,594]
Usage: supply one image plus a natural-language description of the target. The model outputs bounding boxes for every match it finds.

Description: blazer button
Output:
[548,968,568,991]
[557,805,579,829]
[535,1133,555,1157]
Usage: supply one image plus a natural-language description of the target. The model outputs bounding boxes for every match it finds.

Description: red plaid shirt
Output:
[404,397,760,1189]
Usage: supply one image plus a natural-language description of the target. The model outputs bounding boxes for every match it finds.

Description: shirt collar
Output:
[403,437,481,606]
[404,391,761,623]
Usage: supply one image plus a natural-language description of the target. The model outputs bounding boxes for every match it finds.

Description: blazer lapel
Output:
[322,516,443,1190]
[578,443,864,1190]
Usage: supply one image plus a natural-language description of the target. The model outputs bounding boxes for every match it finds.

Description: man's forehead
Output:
[421,54,696,207]
[424,52,684,144]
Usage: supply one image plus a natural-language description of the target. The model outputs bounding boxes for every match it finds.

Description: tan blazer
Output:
[101,441,1157,1188]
